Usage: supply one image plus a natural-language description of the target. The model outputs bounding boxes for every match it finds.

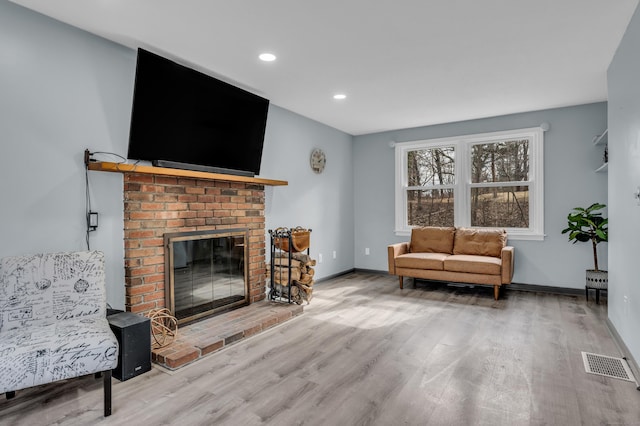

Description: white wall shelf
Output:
[593,129,608,173]
[595,162,608,173]
[593,129,608,146]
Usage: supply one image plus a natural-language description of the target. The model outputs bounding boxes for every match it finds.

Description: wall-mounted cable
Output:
[90,151,127,163]
[84,149,130,249]
[85,161,93,250]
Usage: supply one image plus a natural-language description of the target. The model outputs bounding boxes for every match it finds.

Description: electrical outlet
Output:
[332,250,336,259]
[365,247,370,255]
[318,253,323,263]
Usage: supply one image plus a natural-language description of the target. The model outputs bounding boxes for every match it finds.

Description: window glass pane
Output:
[470,186,529,228]
[407,189,454,227]
[407,147,455,186]
[471,139,529,183]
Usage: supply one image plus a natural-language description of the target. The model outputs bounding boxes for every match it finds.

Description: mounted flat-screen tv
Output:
[127,48,269,177]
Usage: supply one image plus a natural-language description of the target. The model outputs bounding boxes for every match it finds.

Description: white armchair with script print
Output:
[0,251,119,417]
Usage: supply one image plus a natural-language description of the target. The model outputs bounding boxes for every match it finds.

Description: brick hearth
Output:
[152,302,303,370]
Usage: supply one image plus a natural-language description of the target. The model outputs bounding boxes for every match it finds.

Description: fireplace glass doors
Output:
[165,229,249,324]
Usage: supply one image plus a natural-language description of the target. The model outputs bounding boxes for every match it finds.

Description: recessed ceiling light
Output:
[259,53,276,62]
[333,94,347,100]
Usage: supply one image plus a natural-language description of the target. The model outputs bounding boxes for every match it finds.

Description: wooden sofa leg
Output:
[103,370,112,417]
[494,285,500,300]
[399,276,404,289]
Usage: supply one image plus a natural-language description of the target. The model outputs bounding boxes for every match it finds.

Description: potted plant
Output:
[561,203,609,301]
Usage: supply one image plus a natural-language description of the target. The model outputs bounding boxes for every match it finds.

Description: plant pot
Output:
[586,269,608,289]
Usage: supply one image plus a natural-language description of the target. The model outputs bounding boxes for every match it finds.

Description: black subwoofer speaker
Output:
[107,312,151,381]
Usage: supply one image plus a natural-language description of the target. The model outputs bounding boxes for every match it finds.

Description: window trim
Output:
[394,126,544,240]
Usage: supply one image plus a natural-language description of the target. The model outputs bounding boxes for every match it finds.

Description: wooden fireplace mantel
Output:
[87,161,288,186]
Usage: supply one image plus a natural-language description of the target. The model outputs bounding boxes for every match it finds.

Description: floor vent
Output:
[582,352,635,382]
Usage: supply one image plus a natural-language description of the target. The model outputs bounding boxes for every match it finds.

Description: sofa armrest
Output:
[388,242,409,275]
[501,246,515,284]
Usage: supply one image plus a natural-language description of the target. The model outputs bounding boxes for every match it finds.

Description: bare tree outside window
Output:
[470,139,530,228]
[406,147,455,227]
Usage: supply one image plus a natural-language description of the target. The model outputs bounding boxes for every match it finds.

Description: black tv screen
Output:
[127,48,269,176]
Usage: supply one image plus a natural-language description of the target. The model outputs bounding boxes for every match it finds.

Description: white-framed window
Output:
[395,127,544,240]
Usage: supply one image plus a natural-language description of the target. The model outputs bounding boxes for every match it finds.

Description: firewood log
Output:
[272,283,299,296]
[274,252,313,264]
[271,249,316,304]
[297,274,313,285]
[272,257,302,268]
[298,283,313,292]
[272,266,301,285]
[296,283,312,304]
[271,283,303,303]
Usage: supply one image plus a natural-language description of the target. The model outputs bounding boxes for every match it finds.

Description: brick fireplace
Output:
[122,172,267,316]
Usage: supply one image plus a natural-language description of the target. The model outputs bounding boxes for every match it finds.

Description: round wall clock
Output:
[310,148,326,174]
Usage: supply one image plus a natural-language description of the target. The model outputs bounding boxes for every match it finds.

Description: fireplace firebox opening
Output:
[164,229,249,325]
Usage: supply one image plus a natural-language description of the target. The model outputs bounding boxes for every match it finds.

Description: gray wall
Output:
[353,103,608,288]
[0,1,355,309]
[607,2,640,366]
[0,0,134,308]
[262,106,355,278]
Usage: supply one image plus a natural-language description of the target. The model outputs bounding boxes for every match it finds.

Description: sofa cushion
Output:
[395,252,448,270]
[410,226,456,254]
[453,228,506,258]
[444,254,502,275]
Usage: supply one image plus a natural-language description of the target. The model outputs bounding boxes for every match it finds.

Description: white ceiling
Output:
[10,0,639,135]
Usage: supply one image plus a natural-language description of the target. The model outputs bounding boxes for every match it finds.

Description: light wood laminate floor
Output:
[1,272,639,425]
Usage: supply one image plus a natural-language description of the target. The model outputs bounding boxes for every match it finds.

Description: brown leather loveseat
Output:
[388,226,514,300]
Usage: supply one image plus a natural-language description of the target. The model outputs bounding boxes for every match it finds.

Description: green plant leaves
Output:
[562,202,608,270]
